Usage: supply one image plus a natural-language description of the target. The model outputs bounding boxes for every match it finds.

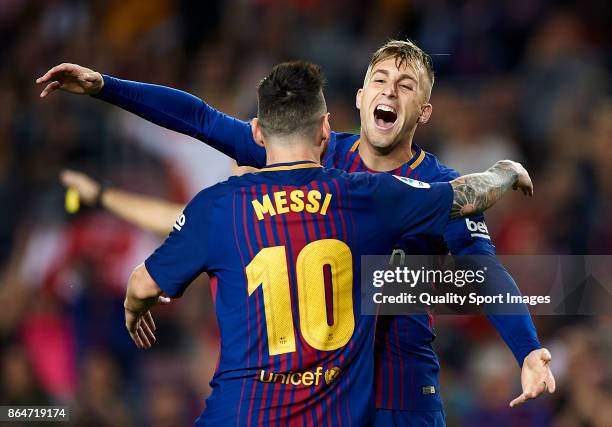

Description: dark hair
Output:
[257,61,327,138]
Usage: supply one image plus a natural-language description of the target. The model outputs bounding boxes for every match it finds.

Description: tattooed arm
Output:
[449,160,533,218]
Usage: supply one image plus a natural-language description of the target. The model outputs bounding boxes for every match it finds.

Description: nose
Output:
[381,82,397,99]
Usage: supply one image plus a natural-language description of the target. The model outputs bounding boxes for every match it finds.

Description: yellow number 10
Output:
[246,239,355,356]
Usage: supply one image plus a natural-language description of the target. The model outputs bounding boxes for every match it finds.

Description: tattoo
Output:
[450,160,518,218]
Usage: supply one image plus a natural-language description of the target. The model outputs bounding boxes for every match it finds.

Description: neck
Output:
[264,137,320,166]
[358,127,417,171]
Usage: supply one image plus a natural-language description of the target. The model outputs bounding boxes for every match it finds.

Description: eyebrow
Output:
[371,69,417,84]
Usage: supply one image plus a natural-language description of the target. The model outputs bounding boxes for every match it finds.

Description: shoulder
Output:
[330,168,375,185]
[418,149,460,181]
[186,174,256,211]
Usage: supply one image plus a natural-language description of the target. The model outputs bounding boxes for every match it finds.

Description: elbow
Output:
[128,263,162,300]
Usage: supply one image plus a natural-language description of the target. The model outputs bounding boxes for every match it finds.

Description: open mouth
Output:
[373,104,397,130]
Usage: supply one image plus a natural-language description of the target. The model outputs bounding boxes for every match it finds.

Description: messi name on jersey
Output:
[252,189,332,220]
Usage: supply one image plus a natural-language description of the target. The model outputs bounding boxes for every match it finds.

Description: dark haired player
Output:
[122,61,532,426]
[38,40,555,426]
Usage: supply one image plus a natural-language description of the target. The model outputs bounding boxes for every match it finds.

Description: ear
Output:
[315,113,331,147]
[355,88,363,110]
[251,118,265,147]
[317,113,331,160]
[321,113,331,143]
[418,104,433,124]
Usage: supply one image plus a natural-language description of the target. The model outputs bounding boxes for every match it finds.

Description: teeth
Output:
[376,105,396,113]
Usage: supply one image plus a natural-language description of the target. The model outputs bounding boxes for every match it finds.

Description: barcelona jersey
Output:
[234,133,494,411]
[96,76,542,416]
[144,161,453,426]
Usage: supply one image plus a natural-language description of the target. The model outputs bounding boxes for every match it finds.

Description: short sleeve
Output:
[375,174,453,238]
[144,191,212,297]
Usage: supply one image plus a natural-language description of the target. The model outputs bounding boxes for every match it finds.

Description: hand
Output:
[124,296,171,349]
[510,161,534,197]
[60,169,101,206]
[510,348,556,407]
[36,63,103,98]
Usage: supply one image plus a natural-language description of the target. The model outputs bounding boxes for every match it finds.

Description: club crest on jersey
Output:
[324,367,341,385]
[392,175,431,189]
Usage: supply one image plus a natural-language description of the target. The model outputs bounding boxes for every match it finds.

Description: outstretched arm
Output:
[60,169,183,236]
[450,160,532,218]
[37,63,266,167]
[453,246,556,407]
[443,160,553,407]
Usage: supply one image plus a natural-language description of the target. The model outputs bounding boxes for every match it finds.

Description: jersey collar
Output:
[351,139,426,173]
[260,160,323,172]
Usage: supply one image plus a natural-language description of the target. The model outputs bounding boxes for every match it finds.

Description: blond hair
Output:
[365,40,435,100]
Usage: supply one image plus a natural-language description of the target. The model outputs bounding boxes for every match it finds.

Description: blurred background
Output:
[0,0,611,426]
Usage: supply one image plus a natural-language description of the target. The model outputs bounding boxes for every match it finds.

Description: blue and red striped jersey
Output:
[97,76,542,413]
[144,161,453,426]
[236,134,492,410]
[233,133,539,410]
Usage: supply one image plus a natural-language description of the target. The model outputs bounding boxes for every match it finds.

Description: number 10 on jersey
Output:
[246,239,355,356]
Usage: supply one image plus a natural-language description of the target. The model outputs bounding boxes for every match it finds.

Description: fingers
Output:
[125,310,156,350]
[126,316,146,349]
[511,348,556,407]
[540,349,556,393]
[509,383,543,407]
[539,348,552,363]
[128,302,167,349]
[36,63,73,84]
[140,317,156,346]
[129,329,145,349]
[59,169,87,188]
[509,389,538,407]
[518,181,534,197]
[125,311,144,349]
[136,324,152,348]
[129,324,150,350]
[510,376,554,408]
[36,65,63,83]
[145,311,156,331]
[59,169,77,187]
[509,392,528,407]
[40,81,61,98]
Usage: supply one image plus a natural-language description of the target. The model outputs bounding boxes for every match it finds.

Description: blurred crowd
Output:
[0,1,610,426]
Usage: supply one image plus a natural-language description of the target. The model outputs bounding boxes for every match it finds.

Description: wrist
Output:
[97,73,104,93]
[90,74,109,98]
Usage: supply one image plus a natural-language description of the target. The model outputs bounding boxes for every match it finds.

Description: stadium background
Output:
[0,1,610,426]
